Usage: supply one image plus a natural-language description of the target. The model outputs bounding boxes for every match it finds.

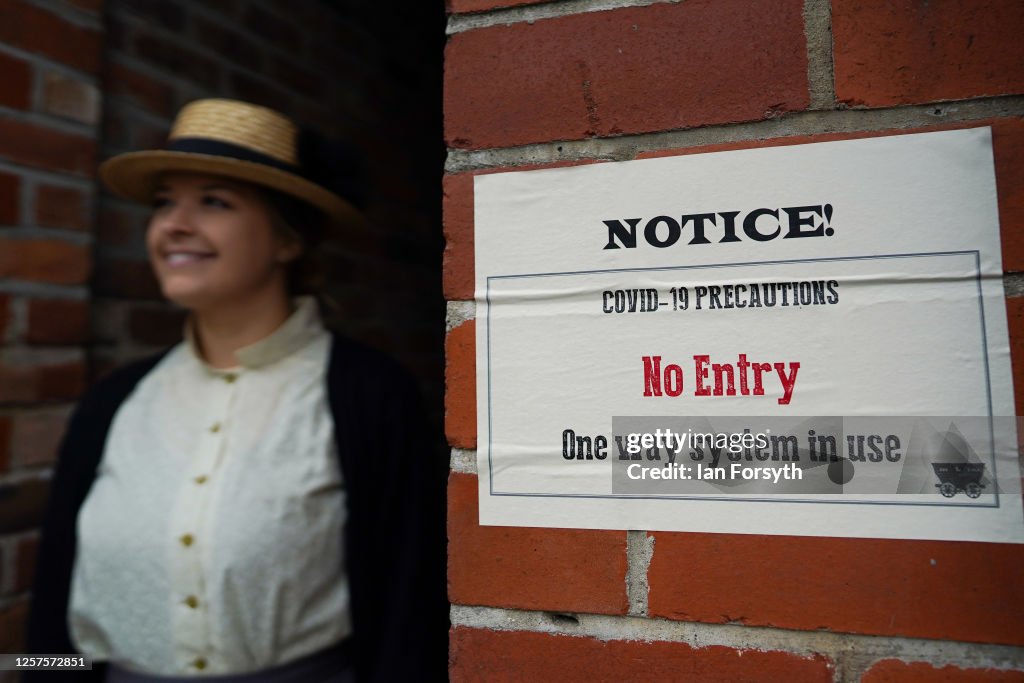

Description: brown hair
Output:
[260,187,338,309]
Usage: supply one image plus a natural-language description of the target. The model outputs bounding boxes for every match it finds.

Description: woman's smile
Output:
[163,250,216,266]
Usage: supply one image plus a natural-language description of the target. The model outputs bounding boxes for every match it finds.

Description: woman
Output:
[25,99,446,682]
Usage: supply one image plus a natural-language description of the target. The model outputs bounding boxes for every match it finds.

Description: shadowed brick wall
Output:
[0,0,103,665]
[0,0,446,670]
[443,0,1024,681]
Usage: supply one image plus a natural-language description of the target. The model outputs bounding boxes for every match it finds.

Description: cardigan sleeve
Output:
[327,336,449,683]
[23,354,164,682]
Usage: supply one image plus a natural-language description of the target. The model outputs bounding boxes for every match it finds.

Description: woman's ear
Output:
[276,237,303,264]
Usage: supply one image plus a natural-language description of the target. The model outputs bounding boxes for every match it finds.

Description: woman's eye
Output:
[152,196,171,209]
[202,195,232,208]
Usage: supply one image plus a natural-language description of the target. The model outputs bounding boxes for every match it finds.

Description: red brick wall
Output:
[444,0,1024,680]
[0,0,103,667]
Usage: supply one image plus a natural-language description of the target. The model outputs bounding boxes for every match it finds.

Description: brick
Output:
[97,202,143,247]
[34,184,90,232]
[39,362,86,401]
[104,13,129,52]
[445,321,476,449]
[309,39,365,84]
[447,0,545,12]
[993,118,1024,272]
[647,533,1024,646]
[1009,298,1024,418]
[0,0,102,73]
[68,0,103,12]
[0,599,28,652]
[447,473,628,614]
[241,4,301,53]
[449,627,833,683]
[92,257,162,300]
[834,0,1024,108]
[346,257,424,293]
[128,306,184,346]
[227,71,290,112]
[0,172,19,226]
[0,415,10,473]
[268,57,324,100]
[0,118,96,177]
[0,238,91,285]
[0,51,31,110]
[210,0,238,18]
[383,228,438,268]
[863,660,1024,682]
[27,298,90,345]
[444,0,808,149]
[297,101,346,140]
[118,0,186,31]
[134,33,220,90]
[10,406,71,469]
[102,109,131,150]
[193,17,265,70]
[329,285,383,320]
[14,534,38,593]
[90,298,126,345]
[39,71,101,125]
[0,354,86,404]
[0,478,50,534]
[633,118,1024,273]
[104,61,176,117]
[131,119,170,151]
[262,0,313,26]
[443,174,474,300]
[0,294,9,343]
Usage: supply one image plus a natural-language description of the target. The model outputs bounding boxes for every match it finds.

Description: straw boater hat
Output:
[99,98,361,227]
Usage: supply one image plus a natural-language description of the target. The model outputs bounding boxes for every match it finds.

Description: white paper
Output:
[474,127,1022,543]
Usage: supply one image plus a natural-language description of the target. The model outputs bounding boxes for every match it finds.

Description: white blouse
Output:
[68,297,352,676]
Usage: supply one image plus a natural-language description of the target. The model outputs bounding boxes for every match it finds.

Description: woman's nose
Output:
[151,201,195,235]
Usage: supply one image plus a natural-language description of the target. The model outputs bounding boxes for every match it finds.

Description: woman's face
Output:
[146,173,300,311]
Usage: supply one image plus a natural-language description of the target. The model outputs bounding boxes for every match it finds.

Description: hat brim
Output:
[99,150,363,229]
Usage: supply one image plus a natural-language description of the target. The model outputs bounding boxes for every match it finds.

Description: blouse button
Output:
[193,657,207,670]
[184,595,199,609]
[194,475,208,485]
[223,373,237,384]
[209,422,221,434]
[180,533,194,547]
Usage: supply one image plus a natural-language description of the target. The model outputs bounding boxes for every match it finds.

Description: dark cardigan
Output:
[25,334,448,682]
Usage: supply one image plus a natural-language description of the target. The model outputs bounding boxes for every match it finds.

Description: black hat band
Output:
[167,137,305,179]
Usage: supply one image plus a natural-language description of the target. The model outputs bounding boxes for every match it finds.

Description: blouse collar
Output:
[185,296,324,371]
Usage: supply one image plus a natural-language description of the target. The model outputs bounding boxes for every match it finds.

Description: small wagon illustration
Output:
[932,462,986,499]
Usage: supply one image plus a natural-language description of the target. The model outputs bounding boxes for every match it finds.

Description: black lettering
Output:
[742,208,781,241]
[603,218,642,249]
[644,216,681,248]
[683,213,717,245]
[782,205,825,238]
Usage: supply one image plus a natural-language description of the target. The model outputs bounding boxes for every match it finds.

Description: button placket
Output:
[169,370,240,671]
